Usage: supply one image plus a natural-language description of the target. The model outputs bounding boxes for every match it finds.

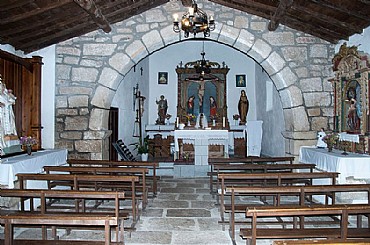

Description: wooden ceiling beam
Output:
[210,0,273,18]
[359,0,370,4]
[268,0,293,31]
[104,0,168,23]
[18,20,97,53]
[0,7,83,36]
[290,5,360,34]
[310,0,369,21]
[73,0,112,33]
[0,0,71,25]
[282,16,341,43]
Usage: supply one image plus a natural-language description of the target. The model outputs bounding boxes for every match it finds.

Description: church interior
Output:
[1,0,370,244]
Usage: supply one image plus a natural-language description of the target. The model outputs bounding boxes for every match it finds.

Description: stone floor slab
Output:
[171,230,231,244]
[166,208,211,217]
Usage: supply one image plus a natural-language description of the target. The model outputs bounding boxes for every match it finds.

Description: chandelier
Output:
[173,1,215,38]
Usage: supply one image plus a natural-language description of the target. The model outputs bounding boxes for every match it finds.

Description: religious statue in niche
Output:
[344,80,362,133]
[238,90,249,125]
[209,96,217,119]
[187,80,217,121]
[0,76,18,150]
[187,95,195,115]
[155,95,168,125]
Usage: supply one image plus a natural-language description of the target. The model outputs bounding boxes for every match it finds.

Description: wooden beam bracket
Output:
[73,0,112,33]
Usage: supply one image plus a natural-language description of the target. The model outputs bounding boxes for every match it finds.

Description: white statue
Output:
[195,113,208,129]
[0,76,18,150]
[0,78,6,149]
[316,128,327,148]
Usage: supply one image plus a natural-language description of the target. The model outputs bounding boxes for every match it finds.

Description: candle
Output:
[222,117,225,128]
[176,117,179,128]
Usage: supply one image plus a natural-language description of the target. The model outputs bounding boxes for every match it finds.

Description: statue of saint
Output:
[347,98,360,131]
[238,90,249,125]
[156,95,168,125]
[316,128,327,148]
[187,95,195,115]
[0,76,18,150]
[209,96,217,119]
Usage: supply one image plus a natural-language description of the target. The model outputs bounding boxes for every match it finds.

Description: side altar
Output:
[330,43,370,153]
[0,149,68,188]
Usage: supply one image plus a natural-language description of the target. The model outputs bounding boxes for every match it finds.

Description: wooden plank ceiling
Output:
[0,0,369,54]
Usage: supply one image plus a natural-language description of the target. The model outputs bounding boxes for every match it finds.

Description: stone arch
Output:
[58,0,333,158]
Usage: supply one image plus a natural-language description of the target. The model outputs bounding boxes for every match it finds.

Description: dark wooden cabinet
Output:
[0,50,43,149]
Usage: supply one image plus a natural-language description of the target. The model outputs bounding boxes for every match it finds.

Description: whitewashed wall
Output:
[148,40,257,125]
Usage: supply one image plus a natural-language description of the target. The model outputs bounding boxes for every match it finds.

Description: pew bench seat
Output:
[0,213,121,245]
[240,205,370,245]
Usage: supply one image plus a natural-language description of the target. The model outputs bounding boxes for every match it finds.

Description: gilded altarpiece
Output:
[176,60,229,128]
[331,44,370,153]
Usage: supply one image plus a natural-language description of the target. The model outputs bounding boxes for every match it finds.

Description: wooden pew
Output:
[209,163,317,197]
[67,159,159,196]
[15,173,140,223]
[209,156,295,165]
[240,205,370,245]
[0,189,127,244]
[209,156,295,190]
[218,172,339,225]
[0,214,119,245]
[273,238,370,244]
[43,166,149,208]
[226,184,370,242]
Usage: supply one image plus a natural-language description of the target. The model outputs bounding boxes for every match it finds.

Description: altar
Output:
[0,149,68,188]
[299,146,370,184]
[174,130,229,165]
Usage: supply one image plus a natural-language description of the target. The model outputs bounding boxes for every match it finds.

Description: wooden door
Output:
[108,107,119,161]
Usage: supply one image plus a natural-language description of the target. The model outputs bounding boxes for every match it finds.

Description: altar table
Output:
[299,146,370,184]
[0,149,68,188]
[174,130,229,165]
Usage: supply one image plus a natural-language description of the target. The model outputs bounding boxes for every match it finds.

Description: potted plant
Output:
[132,136,151,161]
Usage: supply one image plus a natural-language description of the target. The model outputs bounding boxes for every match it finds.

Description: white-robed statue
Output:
[316,128,327,148]
[0,76,18,150]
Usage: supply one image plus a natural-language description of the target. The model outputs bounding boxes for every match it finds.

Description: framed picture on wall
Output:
[236,74,246,87]
[158,72,168,84]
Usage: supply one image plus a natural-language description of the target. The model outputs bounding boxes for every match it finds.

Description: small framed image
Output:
[158,72,168,84]
[236,74,246,87]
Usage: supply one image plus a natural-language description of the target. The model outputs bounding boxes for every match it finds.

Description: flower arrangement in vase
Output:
[322,133,339,152]
[185,114,196,126]
[19,136,37,155]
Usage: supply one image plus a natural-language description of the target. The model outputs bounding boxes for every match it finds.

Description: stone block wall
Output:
[55,0,335,160]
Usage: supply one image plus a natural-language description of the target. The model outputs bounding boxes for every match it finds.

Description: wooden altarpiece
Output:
[176,59,230,129]
[0,50,43,150]
[330,43,370,153]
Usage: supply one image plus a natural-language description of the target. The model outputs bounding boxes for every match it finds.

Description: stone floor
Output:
[0,177,364,244]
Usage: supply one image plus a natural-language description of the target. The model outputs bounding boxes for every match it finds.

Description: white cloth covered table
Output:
[0,149,68,188]
[299,146,370,184]
[174,130,229,165]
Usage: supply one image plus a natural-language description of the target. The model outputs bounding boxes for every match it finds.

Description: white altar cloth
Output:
[245,120,263,157]
[299,146,370,184]
[174,130,229,165]
[0,149,68,188]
